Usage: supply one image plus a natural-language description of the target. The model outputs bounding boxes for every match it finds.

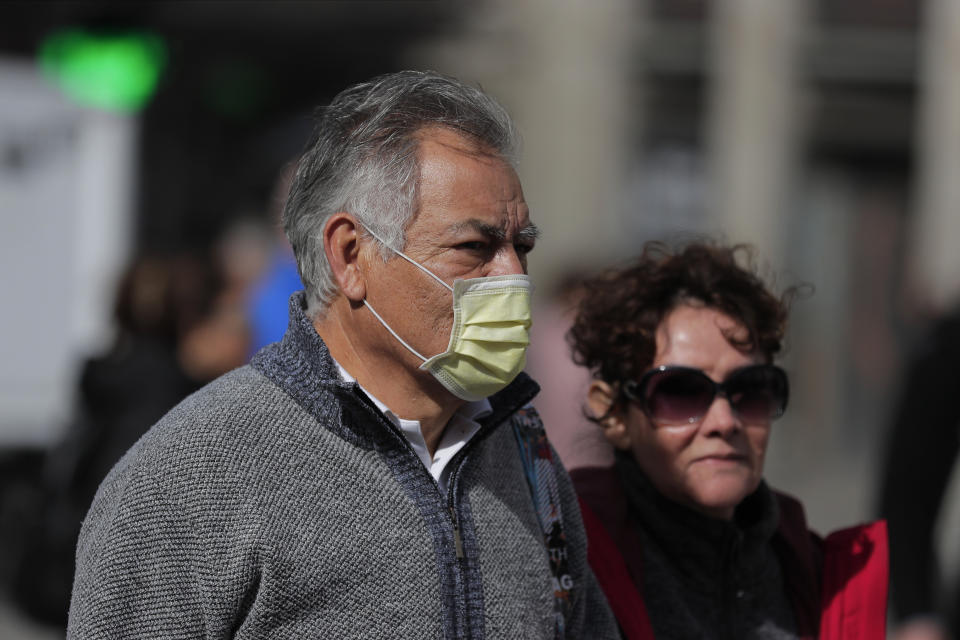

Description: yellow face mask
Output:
[362,230,533,401]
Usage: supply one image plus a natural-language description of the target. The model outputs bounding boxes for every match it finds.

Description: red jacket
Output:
[579,493,888,640]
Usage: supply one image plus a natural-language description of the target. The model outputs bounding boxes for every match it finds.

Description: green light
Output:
[39,29,167,112]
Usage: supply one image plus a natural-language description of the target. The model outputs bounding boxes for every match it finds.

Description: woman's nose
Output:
[701,396,742,436]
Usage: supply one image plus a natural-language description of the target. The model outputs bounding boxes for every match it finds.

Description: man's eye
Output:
[457,241,488,251]
[515,242,534,256]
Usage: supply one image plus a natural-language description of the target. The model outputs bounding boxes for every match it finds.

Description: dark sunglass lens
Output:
[645,369,715,423]
[727,366,788,421]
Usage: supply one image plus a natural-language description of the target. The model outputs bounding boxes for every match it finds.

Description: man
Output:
[68,70,617,639]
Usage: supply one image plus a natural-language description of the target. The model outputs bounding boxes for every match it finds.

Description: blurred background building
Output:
[1,0,958,637]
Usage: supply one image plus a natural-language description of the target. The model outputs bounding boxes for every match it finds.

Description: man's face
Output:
[361,127,538,372]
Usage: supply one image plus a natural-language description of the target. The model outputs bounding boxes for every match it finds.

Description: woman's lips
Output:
[694,452,746,463]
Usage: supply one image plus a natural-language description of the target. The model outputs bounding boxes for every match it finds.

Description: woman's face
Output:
[593,304,772,520]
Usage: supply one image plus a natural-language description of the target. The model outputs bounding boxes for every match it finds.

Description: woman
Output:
[567,242,888,640]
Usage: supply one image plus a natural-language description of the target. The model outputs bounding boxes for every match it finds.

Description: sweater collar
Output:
[252,291,539,441]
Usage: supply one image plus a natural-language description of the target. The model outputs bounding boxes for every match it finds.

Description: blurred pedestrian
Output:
[880,305,960,640]
[14,252,220,627]
[246,161,304,353]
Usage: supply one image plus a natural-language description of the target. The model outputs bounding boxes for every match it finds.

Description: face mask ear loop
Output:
[361,224,454,292]
[363,299,428,362]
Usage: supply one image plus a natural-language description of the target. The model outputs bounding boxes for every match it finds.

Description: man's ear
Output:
[323,213,366,302]
[587,380,632,451]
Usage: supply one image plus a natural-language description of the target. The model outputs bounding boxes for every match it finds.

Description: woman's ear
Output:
[323,213,366,302]
[587,380,632,451]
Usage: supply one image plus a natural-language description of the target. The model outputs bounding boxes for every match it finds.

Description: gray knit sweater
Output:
[67,293,617,639]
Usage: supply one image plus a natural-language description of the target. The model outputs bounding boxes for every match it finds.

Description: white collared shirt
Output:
[335,361,491,494]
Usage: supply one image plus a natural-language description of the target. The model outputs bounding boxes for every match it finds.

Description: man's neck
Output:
[313,298,462,456]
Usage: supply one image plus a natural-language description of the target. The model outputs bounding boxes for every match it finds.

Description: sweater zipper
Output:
[355,387,531,635]
[445,445,476,638]
[450,506,465,559]
[443,429,482,638]
[365,398,470,564]
[444,436,480,562]
[446,448,470,562]
[384,417,469,628]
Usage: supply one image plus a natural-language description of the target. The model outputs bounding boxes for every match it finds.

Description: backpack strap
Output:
[511,406,572,639]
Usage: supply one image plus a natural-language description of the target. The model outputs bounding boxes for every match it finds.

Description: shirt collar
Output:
[333,360,493,425]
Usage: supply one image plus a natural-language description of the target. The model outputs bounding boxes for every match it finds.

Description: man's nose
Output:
[489,246,527,276]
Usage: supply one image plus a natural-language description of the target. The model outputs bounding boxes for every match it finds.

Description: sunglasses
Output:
[622,364,789,426]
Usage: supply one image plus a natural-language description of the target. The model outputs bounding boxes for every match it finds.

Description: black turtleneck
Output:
[615,450,800,640]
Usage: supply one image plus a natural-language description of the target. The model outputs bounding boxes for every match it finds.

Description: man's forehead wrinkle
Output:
[415,126,503,166]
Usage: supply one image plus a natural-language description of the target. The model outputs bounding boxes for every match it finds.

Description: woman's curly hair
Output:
[567,241,801,389]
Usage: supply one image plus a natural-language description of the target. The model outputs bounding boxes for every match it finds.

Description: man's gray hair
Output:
[283,70,520,317]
